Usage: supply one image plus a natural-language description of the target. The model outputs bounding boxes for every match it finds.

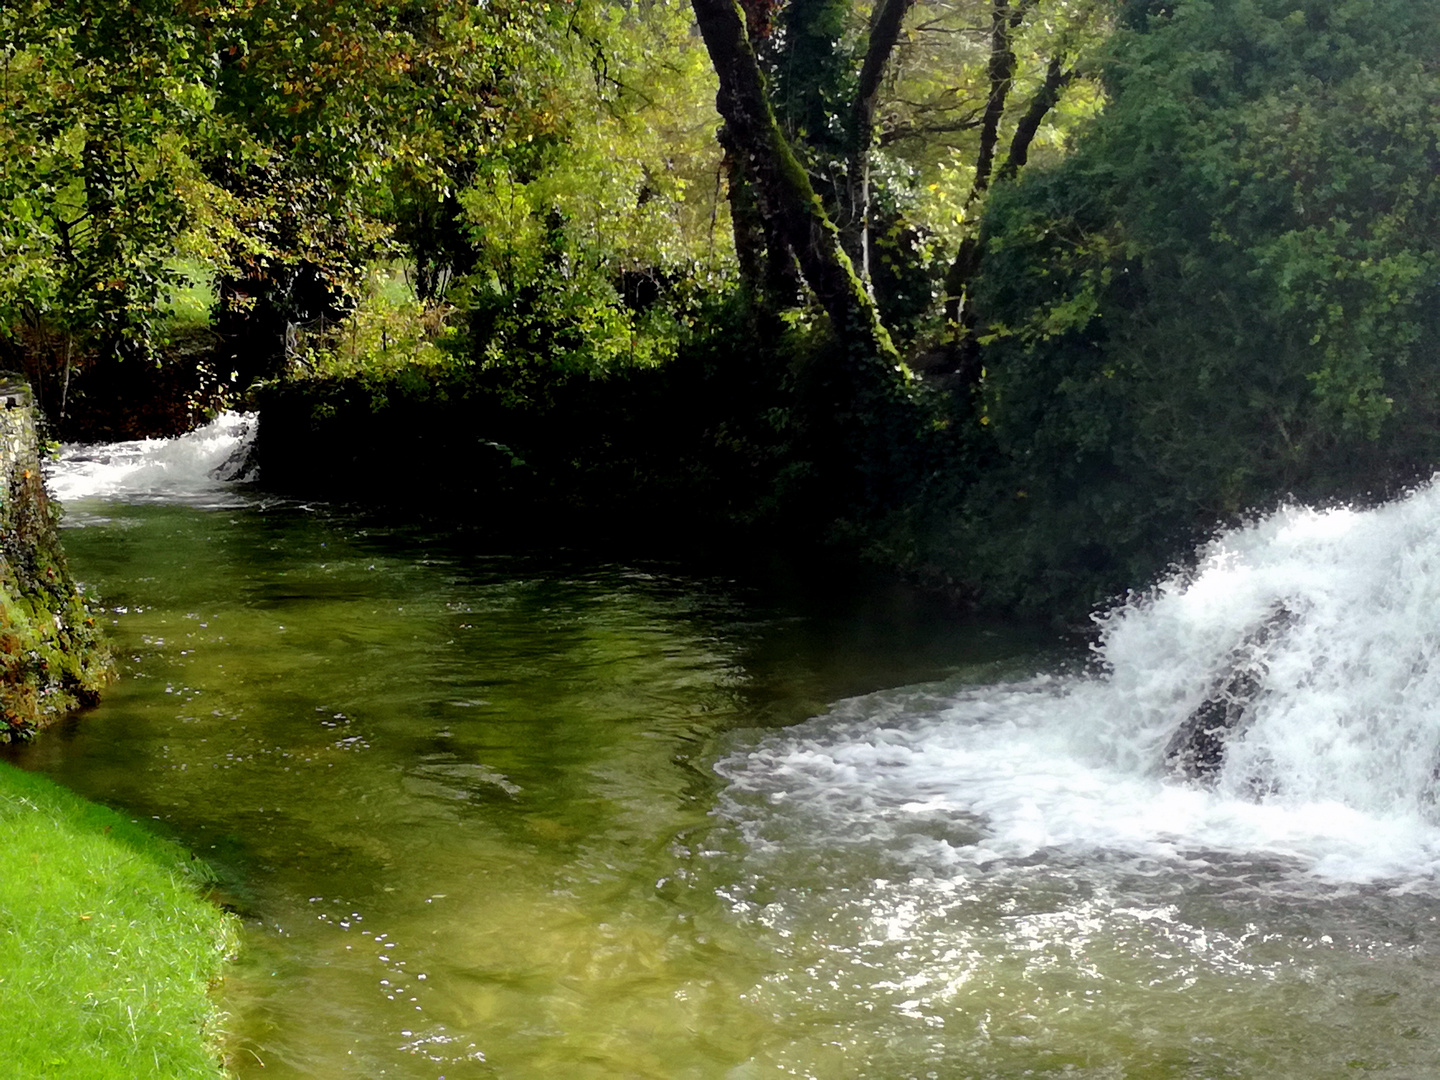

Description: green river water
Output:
[12,471,1440,1079]
[5,497,1043,1078]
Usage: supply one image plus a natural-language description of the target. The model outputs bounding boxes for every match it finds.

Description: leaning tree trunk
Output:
[941,0,1071,387]
[691,0,898,367]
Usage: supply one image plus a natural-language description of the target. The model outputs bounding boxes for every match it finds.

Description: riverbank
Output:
[0,380,230,1075]
[0,376,114,736]
[0,760,236,1079]
[250,314,1000,619]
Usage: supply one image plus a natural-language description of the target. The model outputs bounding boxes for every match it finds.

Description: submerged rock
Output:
[1164,602,1295,782]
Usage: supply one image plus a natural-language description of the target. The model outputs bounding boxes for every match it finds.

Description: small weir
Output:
[11,416,1440,1078]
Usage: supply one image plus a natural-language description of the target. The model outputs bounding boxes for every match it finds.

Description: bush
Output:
[951,0,1440,615]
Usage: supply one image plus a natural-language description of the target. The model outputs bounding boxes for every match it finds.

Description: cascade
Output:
[47,411,258,505]
[719,482,1440,885]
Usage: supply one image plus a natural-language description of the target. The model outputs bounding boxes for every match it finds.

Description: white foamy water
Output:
[47,411,258,506]
[720,481,1440,887]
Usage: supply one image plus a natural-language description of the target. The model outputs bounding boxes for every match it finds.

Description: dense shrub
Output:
[945,0,1440,614]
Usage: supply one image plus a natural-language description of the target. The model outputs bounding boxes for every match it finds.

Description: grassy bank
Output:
[0,761,236,1079]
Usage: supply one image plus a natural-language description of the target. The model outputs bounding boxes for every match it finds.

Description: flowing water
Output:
[12,416,1440,1078]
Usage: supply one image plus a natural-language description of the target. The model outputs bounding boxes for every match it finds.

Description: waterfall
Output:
[47,411,258,506]
[719,483,1440,886]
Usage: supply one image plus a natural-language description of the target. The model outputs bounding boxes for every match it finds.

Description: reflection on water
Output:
[8,499,1044,1078]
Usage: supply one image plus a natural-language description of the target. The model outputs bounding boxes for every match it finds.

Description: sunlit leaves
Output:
[959,0,1440,608]
[435,0,727,385]
[882,0,1107,245]
[0,0,223,356]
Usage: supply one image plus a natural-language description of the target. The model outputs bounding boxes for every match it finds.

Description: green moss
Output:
[0,393,115,738]
[0,762,237,1078]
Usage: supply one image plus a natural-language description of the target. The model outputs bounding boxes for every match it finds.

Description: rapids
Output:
[721,488,1440,887]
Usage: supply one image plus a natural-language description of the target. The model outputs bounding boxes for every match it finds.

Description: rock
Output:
[0,375,114,737]
[1164,602,1295,782]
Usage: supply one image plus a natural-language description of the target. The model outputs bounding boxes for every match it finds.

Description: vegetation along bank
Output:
[0,762,237,1079]
[0,383,231,1078]
[0,376,111,737]
[3,0,1439,622]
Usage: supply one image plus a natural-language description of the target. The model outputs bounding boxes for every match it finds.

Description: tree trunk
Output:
[691,0,898,365]
[719,124,802,308]
[941,3,1070,385]
[846,0,916,285]
[968,0,1025,206]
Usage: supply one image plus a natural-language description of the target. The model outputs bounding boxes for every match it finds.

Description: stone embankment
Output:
[0,375,112,736]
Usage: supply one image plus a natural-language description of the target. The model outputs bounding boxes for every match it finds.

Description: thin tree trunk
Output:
[846,0,916,283]
[938,50,1077,388]
[691,0,897,364]
[970,0,1028,206]
[940,0,1023,338]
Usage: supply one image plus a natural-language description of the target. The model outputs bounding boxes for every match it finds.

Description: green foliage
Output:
[769,0,859,156]
[958,0,1440,613]
[157,259,219,334]
[0,0,224,361]
[0,762,237,1079]
[891,0,1108,246]
[419,1,728,392]
[209,0,556,286]
[290,272,463,389]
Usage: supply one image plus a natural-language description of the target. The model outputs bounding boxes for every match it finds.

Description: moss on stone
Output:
[0,378,114,738]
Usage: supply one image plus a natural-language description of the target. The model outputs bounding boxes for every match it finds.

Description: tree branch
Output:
[996,58,1072,184]
[879,112,984,147]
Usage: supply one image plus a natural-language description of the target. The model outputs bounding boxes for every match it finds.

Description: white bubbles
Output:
[47,411,258,506]
[719,480,1440,887]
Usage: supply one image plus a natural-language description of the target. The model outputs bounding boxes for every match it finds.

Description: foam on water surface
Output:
[47,411,257,507]
[719,481,1440,888]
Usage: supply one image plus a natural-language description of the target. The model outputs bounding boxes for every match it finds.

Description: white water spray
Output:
[720,483,1440,886]
[47,412,258,506]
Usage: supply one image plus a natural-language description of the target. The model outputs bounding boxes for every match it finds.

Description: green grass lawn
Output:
[0,762,237,1079]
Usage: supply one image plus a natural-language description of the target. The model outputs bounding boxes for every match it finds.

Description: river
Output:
[10,415,1440,1078]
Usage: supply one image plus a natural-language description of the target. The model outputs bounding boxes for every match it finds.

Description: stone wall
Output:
[0,375,113,737]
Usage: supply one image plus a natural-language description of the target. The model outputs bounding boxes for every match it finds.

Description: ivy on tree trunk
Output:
[691,0,898,368]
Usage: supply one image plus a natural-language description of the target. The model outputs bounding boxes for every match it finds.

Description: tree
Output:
[0,0,222,410]
[957,0,1440,611]
[691,0,899,367]
[204,0,553,374]
[693,0,1102,349]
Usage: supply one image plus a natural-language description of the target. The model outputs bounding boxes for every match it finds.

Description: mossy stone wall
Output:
[0,375,113,736]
